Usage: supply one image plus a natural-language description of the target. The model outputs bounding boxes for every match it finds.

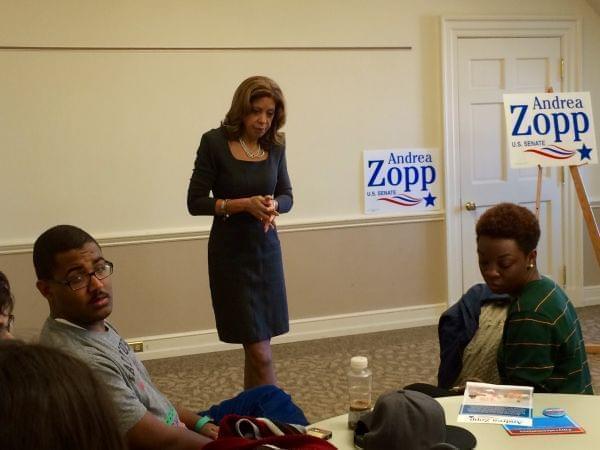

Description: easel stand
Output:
[569,166,600,267]
[534,165,600,267]
[569,166,600,354]
[535,164,600,354]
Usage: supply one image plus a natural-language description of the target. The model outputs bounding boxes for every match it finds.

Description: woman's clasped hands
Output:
[247,195,279,232]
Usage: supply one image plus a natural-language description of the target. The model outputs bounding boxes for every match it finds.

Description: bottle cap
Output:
[351,356,368,370]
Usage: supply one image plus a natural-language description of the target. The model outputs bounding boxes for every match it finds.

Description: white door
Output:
[457,37,563,291]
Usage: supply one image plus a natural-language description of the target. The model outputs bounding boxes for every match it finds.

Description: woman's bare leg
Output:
[243,339,276,388]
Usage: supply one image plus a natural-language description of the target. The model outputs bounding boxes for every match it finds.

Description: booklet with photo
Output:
[503,415,585,436]
[457,382,533,426]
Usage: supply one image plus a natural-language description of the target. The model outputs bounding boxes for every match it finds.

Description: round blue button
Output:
[542,407,566,417]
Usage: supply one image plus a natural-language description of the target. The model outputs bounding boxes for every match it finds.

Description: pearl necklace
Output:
[239,138,265,159]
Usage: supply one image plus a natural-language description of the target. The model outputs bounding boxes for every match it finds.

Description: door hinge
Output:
[560,58,564,82]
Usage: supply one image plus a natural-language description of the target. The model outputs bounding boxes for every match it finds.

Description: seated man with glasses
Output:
[0,271,15,339]
[35,225,307,450]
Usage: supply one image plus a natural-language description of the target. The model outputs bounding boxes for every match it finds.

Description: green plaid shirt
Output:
[498,276,593,394]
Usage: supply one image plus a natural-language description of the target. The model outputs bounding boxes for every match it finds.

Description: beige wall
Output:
[583,205,600,285]
[2,1,600,341]
[1,220,445,338]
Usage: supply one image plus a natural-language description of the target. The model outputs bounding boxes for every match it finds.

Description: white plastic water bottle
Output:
[347,355,372,429]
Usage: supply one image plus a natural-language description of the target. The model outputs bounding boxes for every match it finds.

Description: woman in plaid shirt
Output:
[476,203,593,394]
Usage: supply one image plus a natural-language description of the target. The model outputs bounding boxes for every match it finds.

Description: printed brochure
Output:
[457,382,533,426]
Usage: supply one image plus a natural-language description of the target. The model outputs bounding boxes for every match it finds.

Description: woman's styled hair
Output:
[222,76,286,147]
[476,202,540,254]
[0,271,14,315]
[0,341,126,450]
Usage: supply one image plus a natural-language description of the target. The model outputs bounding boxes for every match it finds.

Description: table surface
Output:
[311,393,599,449]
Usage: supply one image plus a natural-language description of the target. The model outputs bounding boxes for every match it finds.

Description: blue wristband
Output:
[194,416,212,433]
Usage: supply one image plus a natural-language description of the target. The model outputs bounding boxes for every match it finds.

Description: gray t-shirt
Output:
[40,317,183,434]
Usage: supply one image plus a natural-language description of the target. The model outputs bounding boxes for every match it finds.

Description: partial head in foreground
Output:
[33,225,113,331]
[222,75,286,146]
[475,203,541,295]
[0,271,15,339]
[0,340,125,450]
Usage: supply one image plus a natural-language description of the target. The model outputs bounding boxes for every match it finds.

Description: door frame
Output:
[441,17,583,305]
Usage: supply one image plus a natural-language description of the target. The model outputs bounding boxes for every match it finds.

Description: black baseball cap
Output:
[354,389,477,450]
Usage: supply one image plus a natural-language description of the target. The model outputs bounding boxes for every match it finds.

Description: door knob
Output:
[465,201,477,211]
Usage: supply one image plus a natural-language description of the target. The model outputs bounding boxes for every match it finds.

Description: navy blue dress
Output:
[187,127,293,343]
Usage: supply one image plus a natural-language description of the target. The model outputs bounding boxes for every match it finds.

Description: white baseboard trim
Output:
[129,302,447,361]
[582,285,600,307]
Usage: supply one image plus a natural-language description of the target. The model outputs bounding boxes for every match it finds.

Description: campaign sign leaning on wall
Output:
[503,92,597,168]
[363,148,441,214]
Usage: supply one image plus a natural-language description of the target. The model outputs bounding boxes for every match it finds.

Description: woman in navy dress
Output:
[187,76,292,388]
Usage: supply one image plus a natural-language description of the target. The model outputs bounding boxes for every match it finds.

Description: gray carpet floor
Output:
[144,305,600,424]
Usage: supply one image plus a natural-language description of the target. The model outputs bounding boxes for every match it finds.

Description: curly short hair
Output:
[222,75,286,147]
[0,271,14,315]
[33,225,98,280]
[476,203,540,254]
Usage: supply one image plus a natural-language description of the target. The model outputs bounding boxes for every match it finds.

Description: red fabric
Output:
[204,434,337,450]
[218,414,283,438]
[204,414,337,450]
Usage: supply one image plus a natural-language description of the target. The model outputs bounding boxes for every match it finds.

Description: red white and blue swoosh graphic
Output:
[524,145,576,160]
[378,194,421,206]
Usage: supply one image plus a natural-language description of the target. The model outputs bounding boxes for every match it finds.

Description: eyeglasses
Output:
[0,313,14,334]
[54,261,114,291]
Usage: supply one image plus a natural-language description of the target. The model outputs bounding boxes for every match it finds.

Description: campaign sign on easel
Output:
[363,148,441,214]
[503,92,597,168]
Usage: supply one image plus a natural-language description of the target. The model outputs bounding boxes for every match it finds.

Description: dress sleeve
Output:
[274,147,293,213]
[187,132,218,216]
[499,310,556,391]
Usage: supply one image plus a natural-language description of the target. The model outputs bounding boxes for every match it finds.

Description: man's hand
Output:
[126,412,211,450]
[198,422,219,440]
